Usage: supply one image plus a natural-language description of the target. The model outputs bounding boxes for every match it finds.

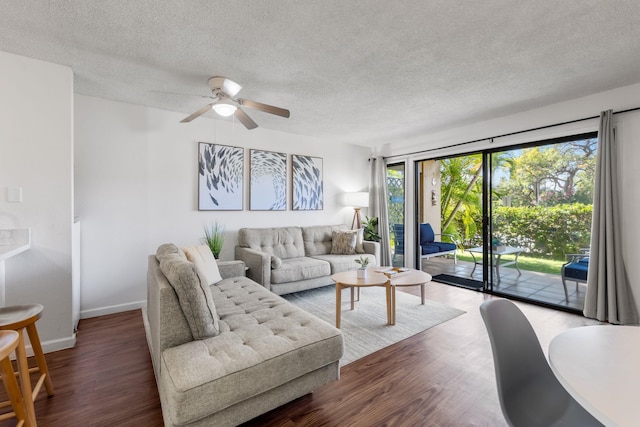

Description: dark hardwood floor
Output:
[0,282,598,426]
[0,310,164,427]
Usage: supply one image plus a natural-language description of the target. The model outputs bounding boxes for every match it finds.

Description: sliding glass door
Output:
[413,132,597,313]
[387,163,405,267]
[488,133,597,311]
[416,154,484,290]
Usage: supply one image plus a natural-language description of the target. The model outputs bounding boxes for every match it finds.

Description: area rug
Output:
[432,273,484,291]
[283,285,465,366]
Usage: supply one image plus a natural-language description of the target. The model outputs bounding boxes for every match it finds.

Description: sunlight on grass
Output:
[457,251,564,275]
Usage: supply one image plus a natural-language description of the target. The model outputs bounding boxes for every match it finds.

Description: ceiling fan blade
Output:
[180,103,213,123]
[237,98,290,118]
[234,108,258,130]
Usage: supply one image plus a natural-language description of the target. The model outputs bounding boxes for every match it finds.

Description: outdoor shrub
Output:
[491,203,592,259]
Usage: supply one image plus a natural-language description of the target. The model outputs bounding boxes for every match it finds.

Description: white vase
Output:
[357,268,367,279]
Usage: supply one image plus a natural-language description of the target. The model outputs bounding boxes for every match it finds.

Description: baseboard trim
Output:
[19,335,77,357]
[27,302,147,356]
[80,300,146,319]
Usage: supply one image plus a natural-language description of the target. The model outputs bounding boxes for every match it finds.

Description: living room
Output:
[2,2,640,426]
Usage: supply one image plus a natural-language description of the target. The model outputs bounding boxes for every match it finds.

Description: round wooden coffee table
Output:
[330,270,390,328]
[388,269,432,324]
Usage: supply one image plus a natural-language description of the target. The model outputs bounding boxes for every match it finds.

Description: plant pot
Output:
[357,268,367,279]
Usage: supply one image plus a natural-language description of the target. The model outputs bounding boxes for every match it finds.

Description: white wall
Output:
[0,50,75,351]
[382,83,640,317]
[7,49,638,330]
[74,95,372,317]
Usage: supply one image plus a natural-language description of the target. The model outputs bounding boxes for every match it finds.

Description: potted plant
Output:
[355,255,370,278]
[202,222,225,259]
[362,216,381,242]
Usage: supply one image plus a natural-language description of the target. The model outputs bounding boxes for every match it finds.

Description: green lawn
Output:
[456,251,564,275]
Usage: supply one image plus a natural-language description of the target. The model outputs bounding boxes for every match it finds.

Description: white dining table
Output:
[548,325,640,427]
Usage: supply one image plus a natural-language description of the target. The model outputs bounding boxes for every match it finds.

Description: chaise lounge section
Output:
[145,243,343,427]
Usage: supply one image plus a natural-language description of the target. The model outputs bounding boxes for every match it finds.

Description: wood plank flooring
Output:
[0,282,598,426]
[0,310,164,427]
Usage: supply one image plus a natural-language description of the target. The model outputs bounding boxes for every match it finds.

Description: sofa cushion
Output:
[270,257,331,284]
[312,253,377,274]
[565,260,589,281]
[421,244,442,255]
[420,223,436,244]
[160,277,343,426]
[182,245,223,285]
[156,244,220,340]
[238,227,305,259]
[430,242,457,252]
[330,230,358,255]
[302,224,349,256]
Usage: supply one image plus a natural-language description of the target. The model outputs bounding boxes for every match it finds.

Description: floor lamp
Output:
[343,192,369,229]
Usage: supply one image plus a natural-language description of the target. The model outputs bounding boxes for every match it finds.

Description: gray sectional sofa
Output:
[144,243,343,427]
[235,224,380,295]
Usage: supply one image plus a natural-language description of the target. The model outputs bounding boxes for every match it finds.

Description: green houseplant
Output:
[202,222,225,259]
[362,216,381,242]
[355,255,370,278]
[355,255,370,269]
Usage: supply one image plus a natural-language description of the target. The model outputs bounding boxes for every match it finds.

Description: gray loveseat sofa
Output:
[235,224,380,295]
[145,243,343,426]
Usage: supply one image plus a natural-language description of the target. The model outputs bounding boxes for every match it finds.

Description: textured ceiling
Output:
[2,1,640,147]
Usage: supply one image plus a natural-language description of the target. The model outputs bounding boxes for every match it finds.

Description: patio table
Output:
[467,246,524,284]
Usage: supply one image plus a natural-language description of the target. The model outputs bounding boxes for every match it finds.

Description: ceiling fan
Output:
[179,76,290,130]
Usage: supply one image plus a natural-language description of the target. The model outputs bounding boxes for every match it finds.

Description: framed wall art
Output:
[250,149,287,210]
[292,154,323,210]
[198,142,244,210]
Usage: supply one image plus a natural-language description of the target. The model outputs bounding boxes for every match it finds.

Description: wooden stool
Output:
[0,330,30,426]
[0,304,54,426]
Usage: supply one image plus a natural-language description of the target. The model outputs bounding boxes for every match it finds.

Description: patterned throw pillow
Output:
[330,230,358,255]
[157,243,220,340]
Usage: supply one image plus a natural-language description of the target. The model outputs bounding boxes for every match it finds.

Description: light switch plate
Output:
[7,187,22,203]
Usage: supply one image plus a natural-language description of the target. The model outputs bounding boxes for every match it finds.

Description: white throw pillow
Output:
[182,245,223,285]
[353,227,365,254]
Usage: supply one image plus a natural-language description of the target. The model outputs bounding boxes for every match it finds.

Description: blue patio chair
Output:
[561,252,589,302]
[392,223,404,264]
[419,223,457,263]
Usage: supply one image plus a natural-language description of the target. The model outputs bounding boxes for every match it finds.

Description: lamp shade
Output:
[342,191,369,208]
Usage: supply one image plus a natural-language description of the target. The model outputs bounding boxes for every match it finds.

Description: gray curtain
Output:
[583,110,638,324]
[369,156,391,266]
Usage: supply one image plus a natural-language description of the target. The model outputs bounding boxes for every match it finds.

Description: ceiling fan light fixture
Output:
[212,102,237,117]
[180,76,289,128]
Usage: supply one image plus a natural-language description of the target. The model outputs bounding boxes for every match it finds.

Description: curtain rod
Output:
[383,106,640,159]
